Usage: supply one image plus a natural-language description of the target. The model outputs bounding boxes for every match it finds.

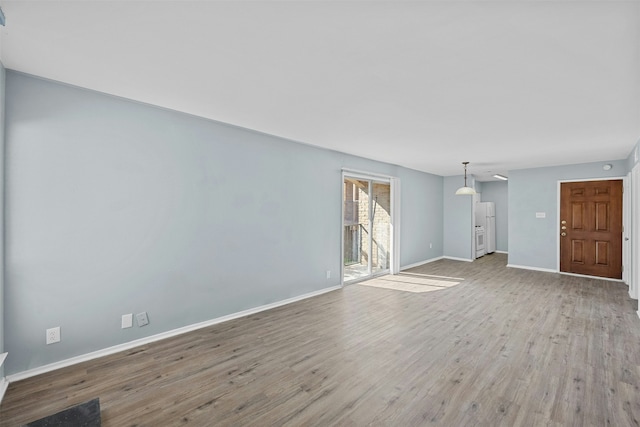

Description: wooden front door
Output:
[560,180,623,279]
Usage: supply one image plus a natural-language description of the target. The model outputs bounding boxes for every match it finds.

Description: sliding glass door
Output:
[343,175,391,283]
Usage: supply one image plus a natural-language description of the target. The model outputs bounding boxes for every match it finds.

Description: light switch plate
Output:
[536,212,546,218]
[121,313,133,329]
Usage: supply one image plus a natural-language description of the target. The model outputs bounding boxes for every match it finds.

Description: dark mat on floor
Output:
[23,398,100,427]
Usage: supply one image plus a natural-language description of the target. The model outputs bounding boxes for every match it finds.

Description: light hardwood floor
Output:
[1,254,640,426]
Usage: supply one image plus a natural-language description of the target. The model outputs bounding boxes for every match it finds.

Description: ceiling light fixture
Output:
[455,162,476,195]
[493,174,508,181]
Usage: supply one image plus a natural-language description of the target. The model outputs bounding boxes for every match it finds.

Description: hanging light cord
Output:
[463,161,470,186]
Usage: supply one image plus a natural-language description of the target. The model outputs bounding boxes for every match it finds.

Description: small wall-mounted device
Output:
[136,312,149,327]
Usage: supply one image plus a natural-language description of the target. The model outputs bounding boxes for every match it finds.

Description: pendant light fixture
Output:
[455,161,476,195]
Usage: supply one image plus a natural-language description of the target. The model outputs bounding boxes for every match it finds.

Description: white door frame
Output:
[623,173,631,286]
[631,165,640,300]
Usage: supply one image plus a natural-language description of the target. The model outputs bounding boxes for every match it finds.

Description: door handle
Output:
[561,232,567,237]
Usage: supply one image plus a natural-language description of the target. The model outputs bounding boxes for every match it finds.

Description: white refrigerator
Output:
[475,202,496,254]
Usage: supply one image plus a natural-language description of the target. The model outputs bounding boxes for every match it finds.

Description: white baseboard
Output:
[401,256,443,271]
[0,352,7,405]
[443,256,474,262]
[0,377,8,405]
[395,252,507,271]
[507,264,557,273]
[7,285,342,383]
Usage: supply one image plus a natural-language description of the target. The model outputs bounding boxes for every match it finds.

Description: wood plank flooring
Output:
[2,254,640,426]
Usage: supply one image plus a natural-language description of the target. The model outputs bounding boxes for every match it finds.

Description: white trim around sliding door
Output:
[341,169,400,284]
[390,177,401,274]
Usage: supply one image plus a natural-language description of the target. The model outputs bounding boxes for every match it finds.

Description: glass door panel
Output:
[343,178,370,282]
[371,182,391,275]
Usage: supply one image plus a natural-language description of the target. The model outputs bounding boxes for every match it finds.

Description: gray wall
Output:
[399,167,443,267]
[0,62,5,378]
[443,175,474,260]
[4,72,444,375]
[508,160,628,271]
[479,181,508,252]
[628,139,640,169]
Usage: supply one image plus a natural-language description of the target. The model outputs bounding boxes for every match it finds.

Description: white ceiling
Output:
[0,1,638,180]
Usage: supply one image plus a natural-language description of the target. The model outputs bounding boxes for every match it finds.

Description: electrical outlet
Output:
[136,312,149,327]
[122,313,133,329]
[46,327,61,345]
[430,242,433,249]
[326,270,331,279]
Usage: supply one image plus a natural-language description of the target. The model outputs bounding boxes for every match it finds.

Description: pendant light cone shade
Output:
[455,162,476,195]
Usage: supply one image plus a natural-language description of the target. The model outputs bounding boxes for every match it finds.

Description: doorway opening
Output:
[343,176,392,283]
